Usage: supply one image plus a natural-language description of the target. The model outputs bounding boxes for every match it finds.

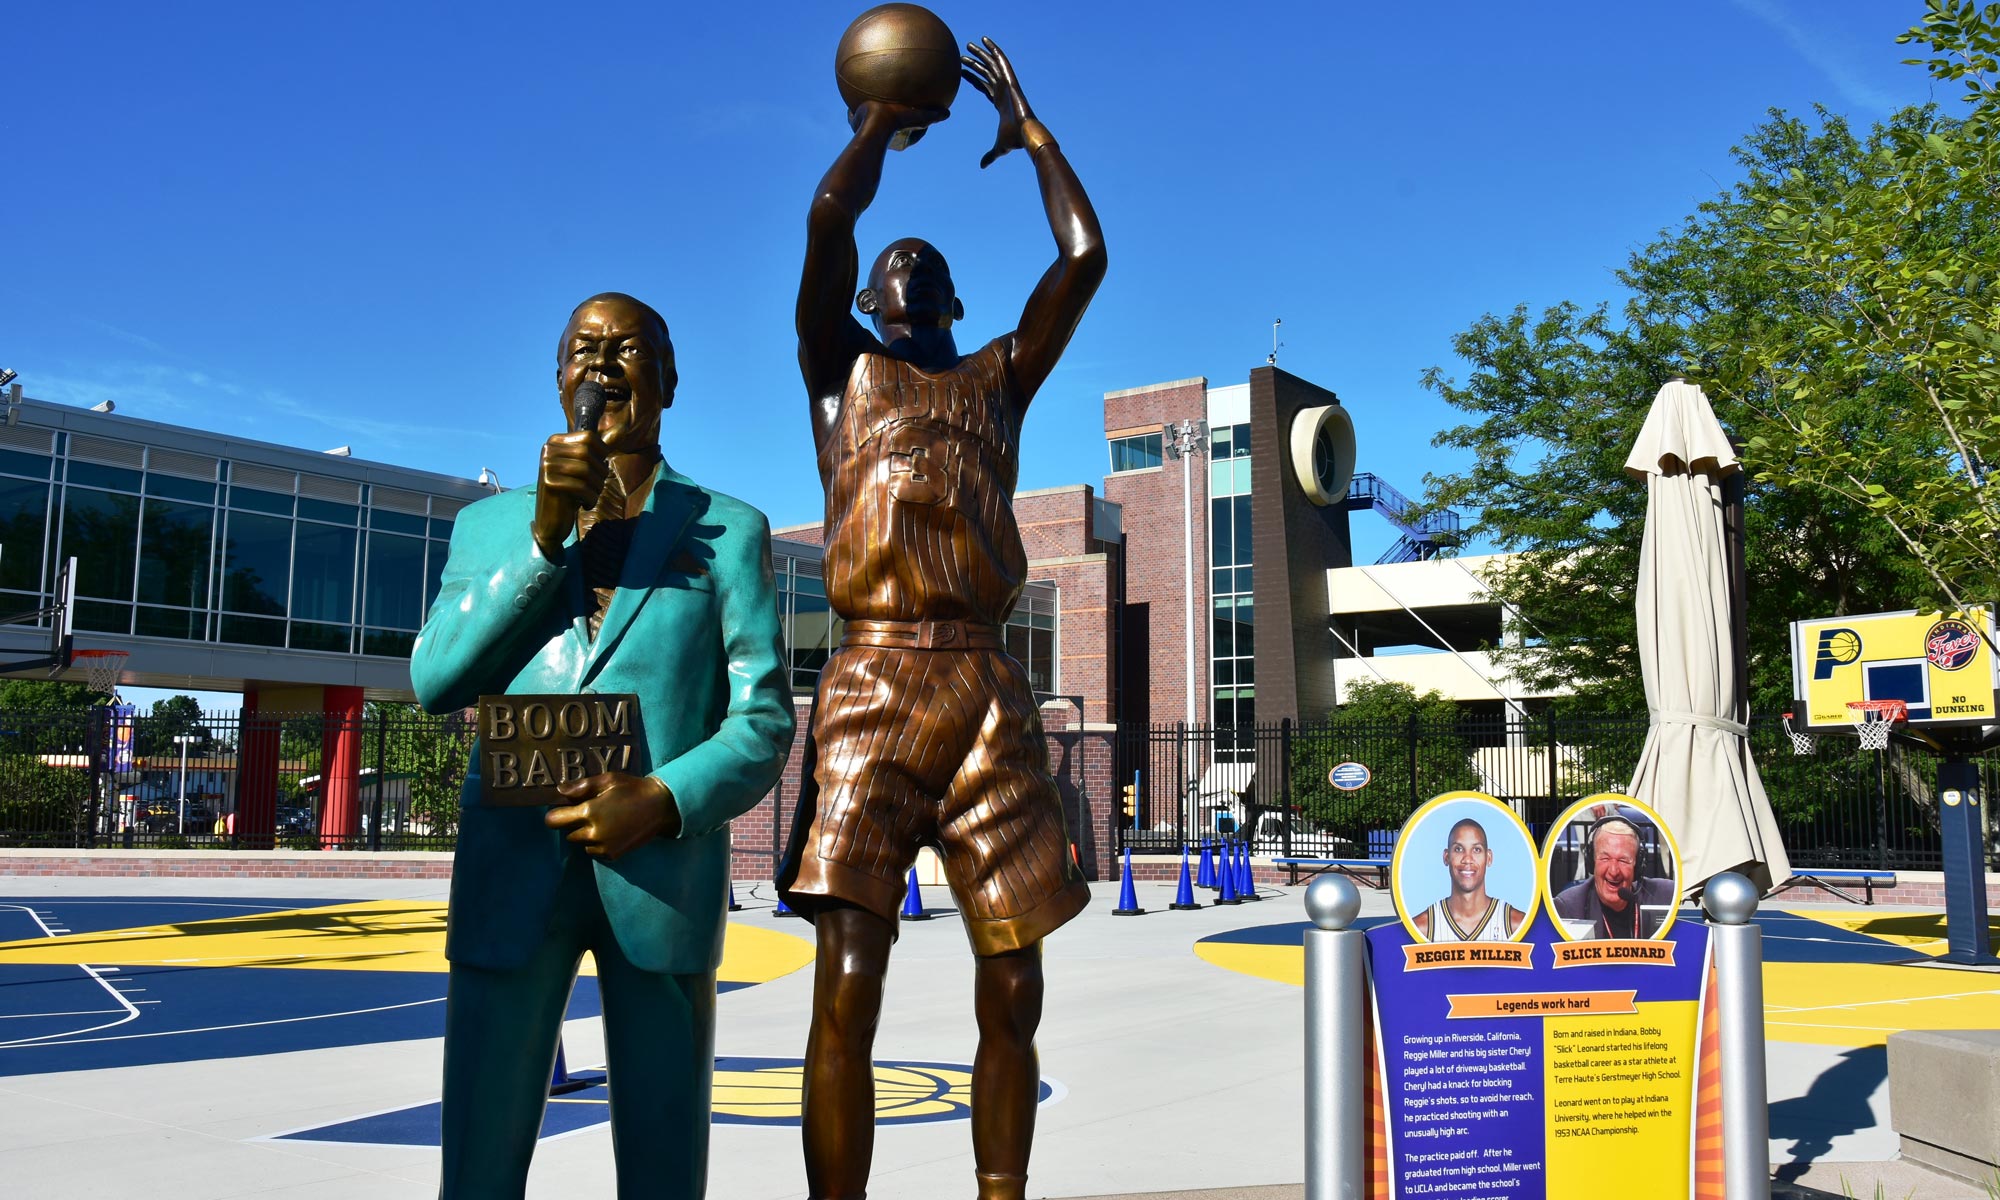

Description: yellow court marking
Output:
[1762,961,2000,1048]
[0,900,815,985]
[1194,916,2000,1050]
[711,1062,975,1121]
[1784,907,2000,954]
[1193,941,1303,987]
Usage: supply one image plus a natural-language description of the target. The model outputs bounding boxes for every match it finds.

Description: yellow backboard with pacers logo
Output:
[1789,607,2000,730]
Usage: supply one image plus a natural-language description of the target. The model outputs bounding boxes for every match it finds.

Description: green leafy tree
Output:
[1422,104,1939,713]
[0,678,102,712]
[365,701,470,839]
[1292,680,1481,844]
[1720,2,2000,617]
[137,695,214,757]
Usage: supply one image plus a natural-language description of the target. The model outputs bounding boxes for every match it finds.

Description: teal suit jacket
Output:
[411,463,792,975]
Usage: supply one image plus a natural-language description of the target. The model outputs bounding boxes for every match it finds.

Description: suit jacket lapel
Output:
[583,463,699,681]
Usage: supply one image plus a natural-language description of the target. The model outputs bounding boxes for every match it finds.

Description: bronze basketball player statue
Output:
[776,12,1107,1200]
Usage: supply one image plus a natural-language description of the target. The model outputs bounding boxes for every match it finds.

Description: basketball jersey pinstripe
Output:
[817,340,1025,624]
[1427,898,1512,942]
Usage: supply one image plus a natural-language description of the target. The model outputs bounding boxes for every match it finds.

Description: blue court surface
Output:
[0,895,795,1078]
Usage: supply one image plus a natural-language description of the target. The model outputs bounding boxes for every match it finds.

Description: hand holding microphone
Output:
[531,380,612,560]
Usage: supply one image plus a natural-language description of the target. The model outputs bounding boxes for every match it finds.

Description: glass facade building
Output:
[0,422,464,662]
[0,402,1063,699]
[771,545,1061,697]
[1208,421,1254,737]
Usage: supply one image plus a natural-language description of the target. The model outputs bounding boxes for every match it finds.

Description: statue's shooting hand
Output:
[545,772,680,860]
[962,37,1033,169]
[531,430,608,558]
[848,99,950,145]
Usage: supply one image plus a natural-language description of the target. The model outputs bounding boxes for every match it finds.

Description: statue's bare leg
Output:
[803,902,895,1200]
[971,943,1044,1200]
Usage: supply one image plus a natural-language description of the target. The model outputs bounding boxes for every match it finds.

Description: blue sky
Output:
[4,2,1935,580]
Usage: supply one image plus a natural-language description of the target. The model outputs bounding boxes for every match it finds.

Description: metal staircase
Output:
[1342,473,1460,564]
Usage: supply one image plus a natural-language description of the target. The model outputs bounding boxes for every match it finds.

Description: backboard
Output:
[1789,607,1999,731]
[0,555,76,675]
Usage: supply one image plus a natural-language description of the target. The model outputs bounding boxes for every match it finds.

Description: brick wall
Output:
[1103,378,1210,732]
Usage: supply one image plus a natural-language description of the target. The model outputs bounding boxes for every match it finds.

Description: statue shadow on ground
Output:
[1770,1045,1887,1182]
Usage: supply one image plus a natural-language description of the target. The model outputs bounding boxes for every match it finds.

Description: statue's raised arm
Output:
[796,100,946,449]
[962,36,1107,409]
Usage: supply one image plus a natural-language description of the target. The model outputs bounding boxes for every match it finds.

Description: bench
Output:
[1769,868,1897,905]
[1274,856,1392,889]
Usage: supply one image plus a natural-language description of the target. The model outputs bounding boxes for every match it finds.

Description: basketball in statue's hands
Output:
[836,4,961,113]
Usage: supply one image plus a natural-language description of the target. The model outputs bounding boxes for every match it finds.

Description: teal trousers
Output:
[439,856,717,1199]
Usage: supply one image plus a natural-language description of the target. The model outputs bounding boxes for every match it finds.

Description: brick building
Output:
[1103,367,1357,732]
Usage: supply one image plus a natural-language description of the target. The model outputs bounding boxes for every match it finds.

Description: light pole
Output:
[174,734,196,835]
[1164,417,1208,836]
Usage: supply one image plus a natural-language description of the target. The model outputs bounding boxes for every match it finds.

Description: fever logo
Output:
[1811,627,1863,680]
[1926,619,1980,671]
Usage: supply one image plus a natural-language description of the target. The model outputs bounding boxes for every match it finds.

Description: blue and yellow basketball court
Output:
[0,874,1989,1197]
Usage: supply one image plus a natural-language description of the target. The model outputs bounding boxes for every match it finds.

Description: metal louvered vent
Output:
[789,555,824,579]
[146,448,219,480]
[430,497,467,519]
[231,463,296,493]
[297,473,360,502]
[0,426,53,453]
[68,435,145,467]
[372,486,428,514]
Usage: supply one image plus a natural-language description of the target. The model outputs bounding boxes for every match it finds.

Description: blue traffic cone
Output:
[1215,843,1241,905]
[1169,844,1201,910]
[1113,846,1145,915]
[1238,841,1261,901]
[550,1040,591,1096]
[900,866,932,921]
[1197,839,1216,889]
[774,891,800,918]
[728,878,743,912]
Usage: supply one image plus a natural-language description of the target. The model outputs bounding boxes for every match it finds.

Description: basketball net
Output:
[1846,699,1907,751]
[1780,712,1815,757]
[74,649,129,696]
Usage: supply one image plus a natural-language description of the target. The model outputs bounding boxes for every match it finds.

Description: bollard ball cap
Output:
[1700,871,1760,925]
[1305,875,1361,930]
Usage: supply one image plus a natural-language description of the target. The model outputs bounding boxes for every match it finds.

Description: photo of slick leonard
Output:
[1551,817,1677,940]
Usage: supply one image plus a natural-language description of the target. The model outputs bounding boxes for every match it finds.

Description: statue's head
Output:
[858,237,963,334]
[556,293,676,454]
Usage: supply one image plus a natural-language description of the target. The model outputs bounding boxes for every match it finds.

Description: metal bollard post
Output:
[1702,872,1770,1200]
[1304,874,1366,1200]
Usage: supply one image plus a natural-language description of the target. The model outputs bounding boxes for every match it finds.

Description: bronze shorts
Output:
[778,641,1089,955]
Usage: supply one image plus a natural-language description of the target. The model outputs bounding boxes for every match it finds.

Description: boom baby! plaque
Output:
[476,693,641,806]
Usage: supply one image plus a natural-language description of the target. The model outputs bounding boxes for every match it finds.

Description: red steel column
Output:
[319,685,365,848]
[238,689,280,850]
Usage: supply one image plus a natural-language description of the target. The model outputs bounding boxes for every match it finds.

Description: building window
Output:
[1108,432,1163,473]
[1209,422,1253,748]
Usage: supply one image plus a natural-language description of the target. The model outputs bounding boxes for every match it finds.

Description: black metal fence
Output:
[4,704,1994,872]
[1116,714,2000,872]
[0,705,472,851]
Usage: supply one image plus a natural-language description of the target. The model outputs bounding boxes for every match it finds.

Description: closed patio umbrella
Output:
[1624,379,1790,894]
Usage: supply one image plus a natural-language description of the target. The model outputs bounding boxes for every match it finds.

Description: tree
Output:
[365,701,470,839]
[1421,104,1940,714]
[0,678,103,713]
[1723,1,2000,617]
[1292,680,1481,843]
[137,695,214,757]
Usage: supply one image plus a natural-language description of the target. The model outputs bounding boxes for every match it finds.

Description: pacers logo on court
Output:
[1812,627,1863,679]
[710,1056,1056,1126]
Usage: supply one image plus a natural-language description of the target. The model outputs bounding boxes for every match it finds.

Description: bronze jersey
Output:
[817,338,1026,624]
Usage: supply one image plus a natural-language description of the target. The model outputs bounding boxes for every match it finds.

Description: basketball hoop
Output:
[73,649,129,696]
[1846,699,1908,751]
[1780,712,1815,756]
